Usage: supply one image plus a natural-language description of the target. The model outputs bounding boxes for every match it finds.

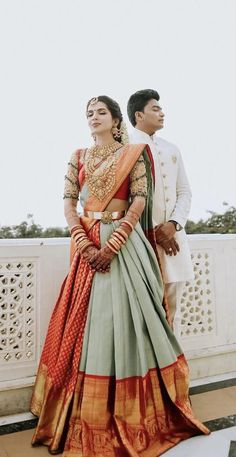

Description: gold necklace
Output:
[85,142,122,201]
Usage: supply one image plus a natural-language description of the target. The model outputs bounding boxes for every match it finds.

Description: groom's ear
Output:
[135,111,144,123]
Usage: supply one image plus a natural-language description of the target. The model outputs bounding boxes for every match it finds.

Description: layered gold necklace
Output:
[85,142,122,201]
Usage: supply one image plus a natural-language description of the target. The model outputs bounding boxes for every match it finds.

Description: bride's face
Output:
[87,101,116,136]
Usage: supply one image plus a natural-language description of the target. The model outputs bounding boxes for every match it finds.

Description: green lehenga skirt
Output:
[31,222,209,456]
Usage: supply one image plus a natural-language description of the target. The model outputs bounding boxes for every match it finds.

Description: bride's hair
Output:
[87,95,126,143]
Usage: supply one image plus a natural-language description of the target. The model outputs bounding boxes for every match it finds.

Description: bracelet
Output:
[109,237,121,251]
[70,224,83,235]
[80,242,93,254]
[116,227,129,240]
[74,232,87,239]
[72,227,86,236]
[105,240,119,255]
[74,236,88,245]
[121,220,134,231]
[112,232,125,245]
[79,239,93,251]
[77,240,89,251]
[77,238,90,248]
[73,229,86,236]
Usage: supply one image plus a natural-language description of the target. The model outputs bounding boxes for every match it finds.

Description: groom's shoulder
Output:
[156,136,180,155]
[157,136,178,149]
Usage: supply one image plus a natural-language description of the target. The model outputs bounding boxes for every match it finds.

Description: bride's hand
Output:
[82,245,100,264]
[88,246,115,273]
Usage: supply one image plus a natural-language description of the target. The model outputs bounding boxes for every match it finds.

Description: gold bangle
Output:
[106,241,119,254]
[78,238,89,246]
[108,238,121,251]
[77,240,90,250]
[116,227,128,240]
[121,220,134,231]
[72,231,86,240]
[79,239,92,249]
[109,238,121,251]
[72,228,86,236]
[80,242,93,254]
[75,238,88,247]
[112,232,125,245]
[110,237,121,250]
[74,235,87,243]
[113,231,126,243]
[70,224,83,235]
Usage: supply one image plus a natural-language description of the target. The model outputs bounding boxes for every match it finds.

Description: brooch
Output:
[101,211,113,224]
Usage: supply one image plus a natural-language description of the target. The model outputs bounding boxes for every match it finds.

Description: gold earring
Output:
[112,125,121,139]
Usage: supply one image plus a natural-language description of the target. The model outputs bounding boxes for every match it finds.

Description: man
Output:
[127,89,194,334]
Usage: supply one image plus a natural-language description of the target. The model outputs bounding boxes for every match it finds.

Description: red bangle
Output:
[70,224,83,235]
[106,241,119,254]
[116,228,128,240]
[121,220,134,231]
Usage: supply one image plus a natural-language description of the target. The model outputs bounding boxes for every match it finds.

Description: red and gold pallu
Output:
[31,144,209,456]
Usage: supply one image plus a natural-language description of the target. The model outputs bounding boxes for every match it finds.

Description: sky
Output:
[0,0,236,228]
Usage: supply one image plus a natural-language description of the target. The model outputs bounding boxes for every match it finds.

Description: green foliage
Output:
[186,205,236,234]
[1,206,236,238]
[0,214,70,239]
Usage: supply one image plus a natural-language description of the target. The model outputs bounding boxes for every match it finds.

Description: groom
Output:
[127,89,194,333]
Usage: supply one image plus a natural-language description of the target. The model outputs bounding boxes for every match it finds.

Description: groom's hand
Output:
[155,222,176,242]
[155,223,180,255]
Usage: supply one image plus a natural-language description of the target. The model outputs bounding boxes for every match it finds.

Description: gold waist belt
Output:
[83,210,125,224]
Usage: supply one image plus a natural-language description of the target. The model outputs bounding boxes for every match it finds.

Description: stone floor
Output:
[0,426,236,457]
[0,384,236,457]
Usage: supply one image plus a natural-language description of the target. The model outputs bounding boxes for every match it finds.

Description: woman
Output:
[31,95,209,456]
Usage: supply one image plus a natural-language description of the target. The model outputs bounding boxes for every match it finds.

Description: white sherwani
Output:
[130,128,194,285]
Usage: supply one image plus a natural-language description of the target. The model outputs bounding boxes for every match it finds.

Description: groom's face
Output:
[140,99,165,133]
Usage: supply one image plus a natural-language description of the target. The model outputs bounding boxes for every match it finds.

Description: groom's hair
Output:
[127,89,160,126]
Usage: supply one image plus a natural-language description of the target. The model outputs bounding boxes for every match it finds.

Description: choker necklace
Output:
[85,142,122,201]
[89,142,121,158]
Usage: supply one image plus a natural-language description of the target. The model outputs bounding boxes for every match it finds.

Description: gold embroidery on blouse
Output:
[130,155,147,198]
[85,142,122,201]
[63,150,79,200]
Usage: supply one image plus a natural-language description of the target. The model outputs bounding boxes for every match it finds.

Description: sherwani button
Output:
[161,162,164,166]
[166,198,170,202]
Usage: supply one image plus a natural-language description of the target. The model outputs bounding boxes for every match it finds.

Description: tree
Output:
[0,214,69,239]
[186,205,236,234]
[1,206,236,238]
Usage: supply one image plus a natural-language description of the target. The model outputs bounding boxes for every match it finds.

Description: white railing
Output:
[0,235,236,389]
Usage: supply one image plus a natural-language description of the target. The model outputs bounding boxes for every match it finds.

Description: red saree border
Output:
[76,354,186,383]
[32,357,209,454]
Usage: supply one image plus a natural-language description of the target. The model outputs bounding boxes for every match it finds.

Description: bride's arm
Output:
[63,151,99,261]
[63,150,81,228]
